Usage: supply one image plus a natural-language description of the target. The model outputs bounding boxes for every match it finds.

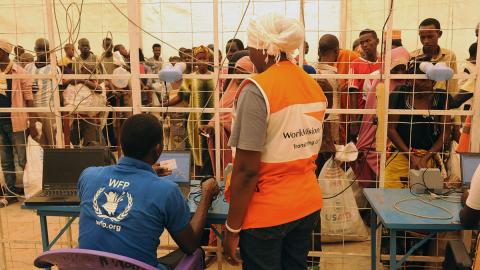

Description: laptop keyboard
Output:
[39,189,78,197]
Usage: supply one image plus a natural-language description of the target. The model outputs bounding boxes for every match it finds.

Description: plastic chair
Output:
[34,249,157,270]
[34,248,204,270]
[174,249,205,270]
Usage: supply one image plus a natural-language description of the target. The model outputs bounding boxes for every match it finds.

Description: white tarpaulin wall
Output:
[1,1,477,63]
[346,0,479,62]
[0,0,342,63]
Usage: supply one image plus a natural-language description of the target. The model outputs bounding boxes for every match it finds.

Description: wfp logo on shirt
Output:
[92,179,133,232]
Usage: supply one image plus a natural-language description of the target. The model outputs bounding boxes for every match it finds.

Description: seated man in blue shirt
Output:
[78,113,220,269]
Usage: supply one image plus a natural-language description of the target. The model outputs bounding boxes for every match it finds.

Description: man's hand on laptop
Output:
[152,163,173,177]
[171,178,221,255]
[201,178,220,203]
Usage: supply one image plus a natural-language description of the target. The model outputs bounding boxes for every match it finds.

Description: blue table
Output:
[21,204,80,253]
[188,180,229,226]
[22,181,229,269]
[364,188,472,270]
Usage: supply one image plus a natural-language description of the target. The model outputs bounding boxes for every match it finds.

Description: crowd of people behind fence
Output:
[0,18,478,210]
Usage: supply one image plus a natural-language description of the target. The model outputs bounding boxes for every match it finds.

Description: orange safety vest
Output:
[230,61,327,229]
[457,115,471,153]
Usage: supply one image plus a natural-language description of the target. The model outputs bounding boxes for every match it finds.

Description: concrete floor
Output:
[0,200,378,270]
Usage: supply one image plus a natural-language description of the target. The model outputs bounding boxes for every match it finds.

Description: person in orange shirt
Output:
[347,29,381,142]
[223,13,327,269]
[352,38,363,56]
[331,42,360,145]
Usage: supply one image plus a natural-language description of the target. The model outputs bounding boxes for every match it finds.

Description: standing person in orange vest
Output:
[223,13,327,269]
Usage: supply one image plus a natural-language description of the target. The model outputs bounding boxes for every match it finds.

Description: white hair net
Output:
[247,13,305,61]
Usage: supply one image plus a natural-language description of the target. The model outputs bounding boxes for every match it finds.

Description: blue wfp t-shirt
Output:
[78,156,190,268]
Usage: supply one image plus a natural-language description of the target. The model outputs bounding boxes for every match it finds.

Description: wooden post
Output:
[46,0,73,252]
[379,0,394,188]
[45,0,64,148]
[212,3,224,269]
[298,0,305,66]
[213,0,221,183]
[127,0,142,115]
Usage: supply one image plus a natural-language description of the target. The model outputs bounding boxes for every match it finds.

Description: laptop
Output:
[157,151,191,196]
[460,153,480,189]
[24,148,108,205]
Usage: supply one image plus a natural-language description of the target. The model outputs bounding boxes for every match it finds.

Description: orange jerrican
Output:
[457,116,471,153]
[228,61,327,230]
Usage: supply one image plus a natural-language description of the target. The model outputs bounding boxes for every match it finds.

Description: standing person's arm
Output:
[317,79,333,118]
[224,149,261,265]
[223,84,268,265]
[21,75,38,139]
[347,64,360,111]
[163,80,186,107]
[347,64,361,140]
[170,179,220,254]
[425,114,451,154]
[422,94,452,165]
[387,114,410,153]
[460,166,480,227]
[348,87,358,110]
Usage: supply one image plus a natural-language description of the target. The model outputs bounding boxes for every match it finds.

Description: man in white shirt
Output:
[460,165,480,227]
[145,43,163,74]
[315,34,340,176]
[25,38,61,147]
[316,34,340,144]
[410,18,458,94]
[459,42,477,88]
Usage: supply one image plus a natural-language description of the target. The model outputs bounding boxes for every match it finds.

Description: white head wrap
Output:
[247,13,305,61]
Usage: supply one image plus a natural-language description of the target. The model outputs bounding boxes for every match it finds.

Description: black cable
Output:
[190,185,226,206]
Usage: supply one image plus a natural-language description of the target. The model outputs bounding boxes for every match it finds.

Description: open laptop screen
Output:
[42,148,107,188]
[157,151,191,183]
[461,153,480,187]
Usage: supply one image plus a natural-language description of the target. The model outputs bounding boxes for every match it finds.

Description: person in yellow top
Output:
[57,43,75,72]
[223,13,327,269]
